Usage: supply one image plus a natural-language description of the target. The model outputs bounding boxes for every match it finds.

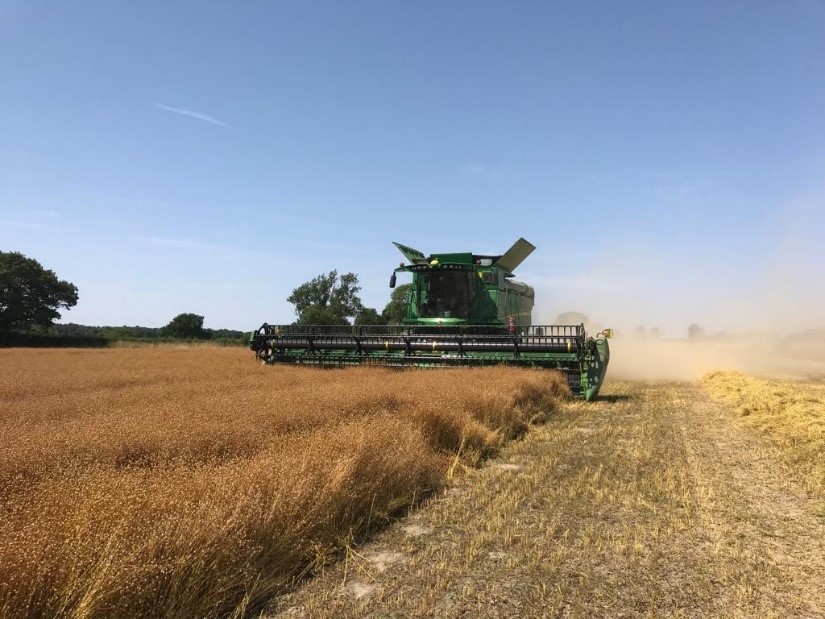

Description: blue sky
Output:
[2,1,823,335]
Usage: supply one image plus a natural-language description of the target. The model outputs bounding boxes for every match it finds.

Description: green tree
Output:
[296,306,349,326]
[382,283,412,324]
[0,251,78,333]
[354,307,386,326]
[287,270,363,324]
[162,313,208,339]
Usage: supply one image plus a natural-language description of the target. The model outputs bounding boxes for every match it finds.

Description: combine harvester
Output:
[249,239,611,400]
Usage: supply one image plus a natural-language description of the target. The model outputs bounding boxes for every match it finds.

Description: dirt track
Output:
[267,380,825,618]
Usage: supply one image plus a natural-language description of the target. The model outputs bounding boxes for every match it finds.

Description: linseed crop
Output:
[0,347,568,619]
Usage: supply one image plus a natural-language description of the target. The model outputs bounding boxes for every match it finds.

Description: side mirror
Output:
[389,273,397,288]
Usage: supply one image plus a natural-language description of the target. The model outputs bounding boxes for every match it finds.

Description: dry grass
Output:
[0,348,568,619]
[701,371,825,498]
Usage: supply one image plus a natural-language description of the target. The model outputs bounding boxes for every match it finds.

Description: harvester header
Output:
[249,238,611,400]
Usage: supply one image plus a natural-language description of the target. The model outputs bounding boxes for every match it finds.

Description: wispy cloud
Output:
[0,207,61,229]
[138,236,235,252]
[136,236,281,258]
[28,209,61,220]
[92,194,171,208]
[459,163,509,180]
[0,218,53,230]
[153,103,227,127]
[590,167,707,198]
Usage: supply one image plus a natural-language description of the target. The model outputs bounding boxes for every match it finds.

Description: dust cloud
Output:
[606,337,825,382]
[522,193,825,381]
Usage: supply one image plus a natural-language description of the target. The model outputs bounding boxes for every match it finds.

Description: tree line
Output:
[0,252,401,345]
[51,319,245,342]
[0,251,244,343]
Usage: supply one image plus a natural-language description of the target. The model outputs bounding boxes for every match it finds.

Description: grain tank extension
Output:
[249,238,611,400]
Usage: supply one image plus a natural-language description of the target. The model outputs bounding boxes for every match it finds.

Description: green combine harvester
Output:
[249,238,612,400]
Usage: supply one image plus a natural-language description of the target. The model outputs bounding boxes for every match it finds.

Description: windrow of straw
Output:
[701,370,825,498]
[0,348,569,618]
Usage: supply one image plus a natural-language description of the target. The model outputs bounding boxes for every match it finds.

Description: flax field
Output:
[0,348,568,619]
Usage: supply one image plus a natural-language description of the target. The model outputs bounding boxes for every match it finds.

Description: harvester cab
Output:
[249,238,612,400]
[389,238,536,329]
